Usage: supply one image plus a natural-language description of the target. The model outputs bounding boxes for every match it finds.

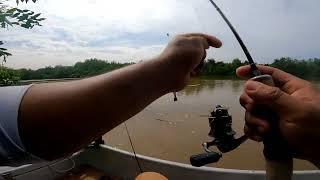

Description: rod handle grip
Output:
[251,74,293,180]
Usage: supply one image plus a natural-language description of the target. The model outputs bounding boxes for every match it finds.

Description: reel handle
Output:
[190,152,222,167]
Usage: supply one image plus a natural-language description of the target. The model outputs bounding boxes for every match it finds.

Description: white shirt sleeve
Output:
[0,85,42,166]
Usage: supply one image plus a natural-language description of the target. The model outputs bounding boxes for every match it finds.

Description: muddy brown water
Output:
[103,78,320,170]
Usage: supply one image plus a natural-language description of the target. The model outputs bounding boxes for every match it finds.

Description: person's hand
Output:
[237,65,320,164]
[156,33,222,92]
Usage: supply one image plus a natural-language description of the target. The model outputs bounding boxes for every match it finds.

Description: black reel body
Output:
[190,105,247,167]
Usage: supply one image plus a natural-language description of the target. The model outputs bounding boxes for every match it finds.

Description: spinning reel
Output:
[190,105,248,167]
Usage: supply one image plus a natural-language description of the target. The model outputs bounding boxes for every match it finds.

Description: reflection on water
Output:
[104,79,318,170]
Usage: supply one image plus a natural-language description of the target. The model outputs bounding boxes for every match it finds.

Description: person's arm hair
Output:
[18,33,222,160]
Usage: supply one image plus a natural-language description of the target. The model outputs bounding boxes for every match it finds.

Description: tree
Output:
[270,57,320,80]
[0,0,45,63]
[0,0,45,86]
[0,66,19,86]
[231,58,242,68]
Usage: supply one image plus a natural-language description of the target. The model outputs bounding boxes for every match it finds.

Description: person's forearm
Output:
[17,33,222,161]
[19,58,171,160]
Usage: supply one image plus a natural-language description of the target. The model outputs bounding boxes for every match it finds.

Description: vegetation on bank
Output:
[202,57,320,80]
[0,57,320,86]
[0,66,20,86]
[18,58,133,80]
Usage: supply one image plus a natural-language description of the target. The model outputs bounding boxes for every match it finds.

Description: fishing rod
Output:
[208,0,261,77]
[191,1,293,180]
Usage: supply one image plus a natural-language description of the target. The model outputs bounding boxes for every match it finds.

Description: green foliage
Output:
[18,59,134,80]
[16,0,37,4]
[0,66,20,86]
[4,8,45,29]
[6,57,320,82]
[0,41,12,62]
[0,0,44,63]
[201,58,247,77]
[271,57,320,80]
[201,57,320,80]
[0,0,44,29]
[73,59,130,77]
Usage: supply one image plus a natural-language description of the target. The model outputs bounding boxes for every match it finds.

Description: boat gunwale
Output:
[98,144,320,175]
[1,144,319,178]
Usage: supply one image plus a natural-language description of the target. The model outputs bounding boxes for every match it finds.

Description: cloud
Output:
[1,0,320,69]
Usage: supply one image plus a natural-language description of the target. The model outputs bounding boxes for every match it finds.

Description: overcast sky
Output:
[1,0,320,69]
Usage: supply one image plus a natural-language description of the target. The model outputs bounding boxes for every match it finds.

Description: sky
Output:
[1,0,320,69]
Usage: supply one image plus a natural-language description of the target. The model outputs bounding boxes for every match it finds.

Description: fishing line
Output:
[191,0,211,33]
[123,122,143,173]
[48,157,76,174]
[166,33,178,102]
[125,1,258,172]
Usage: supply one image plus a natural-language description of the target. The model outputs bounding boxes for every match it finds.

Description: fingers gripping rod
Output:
[207,1,293,179]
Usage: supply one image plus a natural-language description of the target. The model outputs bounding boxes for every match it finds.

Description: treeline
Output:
[18,58,133,80]
[1,57,320,86]
[202,57,320,80]
[271,57,320,79]
[14,57,320,80]
[201,58,246,76]
[15,58,248,80]
[15,57,320,80]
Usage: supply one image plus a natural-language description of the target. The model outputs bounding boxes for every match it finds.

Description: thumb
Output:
[245,81,297,111]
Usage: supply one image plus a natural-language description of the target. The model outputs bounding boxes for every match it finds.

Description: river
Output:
[103,78,320,170]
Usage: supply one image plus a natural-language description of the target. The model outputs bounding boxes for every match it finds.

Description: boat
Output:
[0,82,318,180]
[0,143,319,180]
